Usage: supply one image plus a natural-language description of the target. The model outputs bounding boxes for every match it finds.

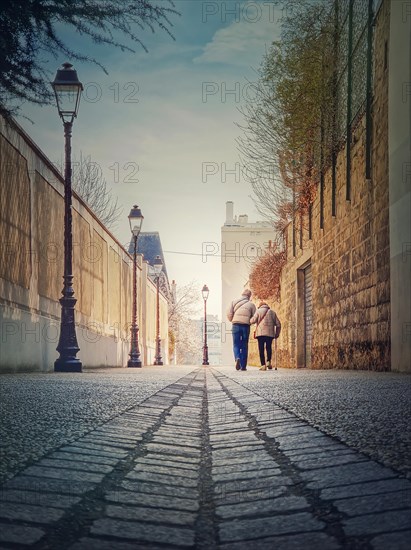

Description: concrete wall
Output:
[388,0,411,372]
[0,116,169,372]
[140,261,169,365]
[259,0,403,371]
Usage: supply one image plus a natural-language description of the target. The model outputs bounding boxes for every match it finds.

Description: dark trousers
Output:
[257,336,274,365]
[232,324,250,369]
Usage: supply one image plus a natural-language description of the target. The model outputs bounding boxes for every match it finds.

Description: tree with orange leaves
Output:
[249,247,287,302]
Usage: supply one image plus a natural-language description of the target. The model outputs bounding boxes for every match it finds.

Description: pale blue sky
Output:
[18,0,283,317]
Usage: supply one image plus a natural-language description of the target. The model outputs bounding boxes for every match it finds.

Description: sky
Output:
[18,0,283,318]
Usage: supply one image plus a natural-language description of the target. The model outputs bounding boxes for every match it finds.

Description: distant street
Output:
[0,366,410,548]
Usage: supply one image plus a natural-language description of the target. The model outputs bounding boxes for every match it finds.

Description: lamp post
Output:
[153,255,163,365]
[52,62,83,373]
[202,284,209,366]
[128,205,144,368]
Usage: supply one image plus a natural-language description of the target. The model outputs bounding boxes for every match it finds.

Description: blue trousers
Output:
[232,324,250,369]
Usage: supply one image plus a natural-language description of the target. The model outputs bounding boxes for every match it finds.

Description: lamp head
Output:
[128,205,144,238]
[51,62,83,123]
[153,255,163,277]
[202,284,209,301]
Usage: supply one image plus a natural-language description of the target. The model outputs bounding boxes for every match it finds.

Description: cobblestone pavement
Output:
[223,366,411,477]
[0,367,410,549]
[0,367,196,484]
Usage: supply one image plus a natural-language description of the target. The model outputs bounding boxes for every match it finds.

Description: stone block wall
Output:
[256,0,391,371]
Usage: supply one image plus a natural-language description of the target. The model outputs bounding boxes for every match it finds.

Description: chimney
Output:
[225,201,234,224]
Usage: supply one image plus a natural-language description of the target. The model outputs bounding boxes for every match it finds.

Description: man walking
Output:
[226,289,256,371]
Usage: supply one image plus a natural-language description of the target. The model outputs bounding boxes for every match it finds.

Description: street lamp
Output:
[153,255,163,365]
[202,284,209,366]
[52,62,83,373]
[128,205,144,368]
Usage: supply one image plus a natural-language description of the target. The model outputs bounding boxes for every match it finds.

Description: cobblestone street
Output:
[0,366,410,549]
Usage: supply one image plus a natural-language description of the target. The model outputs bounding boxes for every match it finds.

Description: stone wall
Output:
[253,0,392,371]
[0,116,169,372]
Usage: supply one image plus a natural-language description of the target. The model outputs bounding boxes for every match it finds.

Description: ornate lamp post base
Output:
[54,288,82,373]
[154,333,163,365]
[55,358,82,372]
[127,324,142,368]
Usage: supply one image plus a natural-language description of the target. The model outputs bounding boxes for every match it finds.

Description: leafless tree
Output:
[71,155,122,230]
[237,0,334,242]
[168,280,202,364]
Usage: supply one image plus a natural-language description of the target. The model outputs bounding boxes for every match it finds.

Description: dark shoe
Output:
[235,358,241,370]
[240,368,247,371]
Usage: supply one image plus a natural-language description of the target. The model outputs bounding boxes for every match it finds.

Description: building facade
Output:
[221,201,275,365]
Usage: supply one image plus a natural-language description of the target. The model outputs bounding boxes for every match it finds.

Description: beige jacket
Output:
[250,304,281,338]
[227,296,256,325]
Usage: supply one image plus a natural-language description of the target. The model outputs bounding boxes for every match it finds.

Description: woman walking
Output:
[251,302,281,370]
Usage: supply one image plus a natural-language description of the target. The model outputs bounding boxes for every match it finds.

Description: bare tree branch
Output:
[0,0,180,117]
[168,280,202,364]
[56,154,123,229]
[237,0,335,243]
